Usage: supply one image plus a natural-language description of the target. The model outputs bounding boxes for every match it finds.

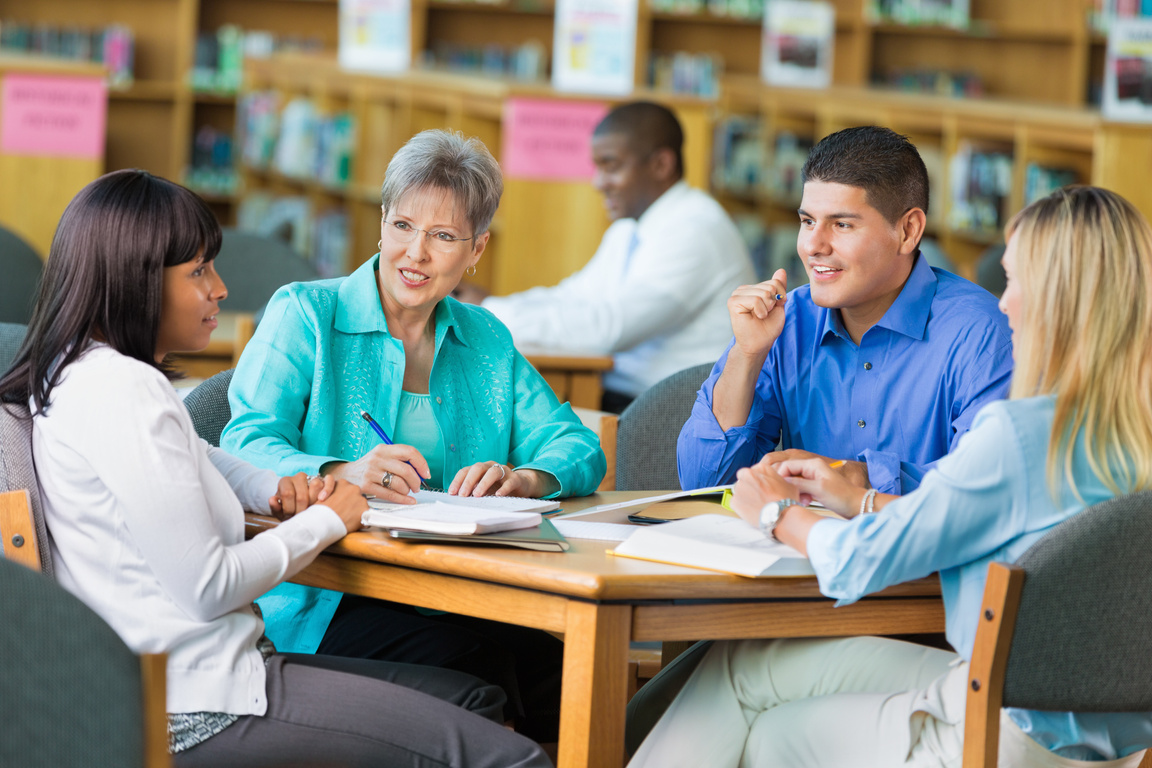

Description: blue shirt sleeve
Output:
[677,342,783,489]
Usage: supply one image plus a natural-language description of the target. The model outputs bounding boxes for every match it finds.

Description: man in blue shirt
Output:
[678,125,1013,495]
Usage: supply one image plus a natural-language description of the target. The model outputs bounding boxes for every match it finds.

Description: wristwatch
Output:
[758,498,800,541]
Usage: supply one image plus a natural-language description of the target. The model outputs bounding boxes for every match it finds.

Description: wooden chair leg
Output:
[0,489,41,571]
[140,653,171,768]
[963,563,1025,768]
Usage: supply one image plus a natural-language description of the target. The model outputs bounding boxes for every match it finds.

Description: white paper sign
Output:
[1103,17,1152,123]
[339,0,411,74]
[552,0,638,95]
[761,0,835,89]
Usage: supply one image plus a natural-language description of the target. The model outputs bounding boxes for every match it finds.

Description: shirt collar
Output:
[820,253,938,344]
[634,180,688,237]
[334,253,470,348]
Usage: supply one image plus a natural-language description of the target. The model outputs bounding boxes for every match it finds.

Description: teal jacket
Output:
[222,254,606,652]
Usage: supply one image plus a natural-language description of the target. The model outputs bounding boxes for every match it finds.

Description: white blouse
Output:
[32,344,346,715]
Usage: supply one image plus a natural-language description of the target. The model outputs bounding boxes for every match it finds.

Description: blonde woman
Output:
[627,185,1152,768]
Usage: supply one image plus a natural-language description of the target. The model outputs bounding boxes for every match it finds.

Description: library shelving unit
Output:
[5,0,1147,282]
[714,74,1152,279]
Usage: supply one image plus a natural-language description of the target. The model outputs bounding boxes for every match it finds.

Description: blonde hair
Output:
[1006,185,1152,499]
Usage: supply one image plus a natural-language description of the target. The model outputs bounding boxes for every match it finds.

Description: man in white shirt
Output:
[457,102,755,413]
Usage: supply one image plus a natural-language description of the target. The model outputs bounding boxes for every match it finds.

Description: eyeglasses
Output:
[382,219,475,255]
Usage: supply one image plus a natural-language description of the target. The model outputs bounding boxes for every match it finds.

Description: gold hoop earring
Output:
[466,265,477,277]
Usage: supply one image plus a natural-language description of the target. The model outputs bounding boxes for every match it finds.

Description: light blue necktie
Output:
[621,227,640,277]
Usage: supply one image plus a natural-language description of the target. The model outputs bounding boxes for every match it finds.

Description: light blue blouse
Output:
[806,396,1152,760]
[393,390,445,487]
[221,254,606,653]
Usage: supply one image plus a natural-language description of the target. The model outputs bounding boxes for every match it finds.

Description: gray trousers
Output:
[174,653,551,768]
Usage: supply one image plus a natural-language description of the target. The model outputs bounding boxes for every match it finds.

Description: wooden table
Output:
[249,491,943,768]
[518,346,614,410]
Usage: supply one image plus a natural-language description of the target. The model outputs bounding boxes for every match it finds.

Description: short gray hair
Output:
[380,130,503,236]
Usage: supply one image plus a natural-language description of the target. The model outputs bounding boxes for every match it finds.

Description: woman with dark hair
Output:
[221,129,605,742]
[0,169,549,768]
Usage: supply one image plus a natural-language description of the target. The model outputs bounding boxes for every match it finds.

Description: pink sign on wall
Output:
[501,98,609,181]
[1,74,107,159]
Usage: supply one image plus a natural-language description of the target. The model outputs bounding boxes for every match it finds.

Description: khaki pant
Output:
[628,636,1146,768]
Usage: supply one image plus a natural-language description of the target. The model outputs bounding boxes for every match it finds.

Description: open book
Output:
[611,514,814,577]
[362,490,559,535]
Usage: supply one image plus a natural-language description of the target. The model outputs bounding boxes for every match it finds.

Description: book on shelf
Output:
[1104,17,1152,122]
[761,0,835,89]
[611,514,814,577]
[363,490,560,535]
[867,0,969,28]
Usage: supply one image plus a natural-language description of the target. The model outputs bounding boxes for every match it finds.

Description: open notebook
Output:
[363,490,560,535]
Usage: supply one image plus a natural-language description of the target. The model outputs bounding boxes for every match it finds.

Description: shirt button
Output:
[864,362,872,370]
[449,444,456,452]
[858,419,866,428]
[436,396,442,404]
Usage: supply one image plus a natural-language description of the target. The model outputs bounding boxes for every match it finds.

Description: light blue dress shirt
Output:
[807,396,1152,760]
[221,254,607,653]
[678,255,1013,494]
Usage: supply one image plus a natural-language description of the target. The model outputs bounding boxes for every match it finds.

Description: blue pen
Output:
[360,409,430,489]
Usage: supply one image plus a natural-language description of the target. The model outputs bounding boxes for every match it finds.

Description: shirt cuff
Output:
[859,449,902,495]
[804,517,861,606]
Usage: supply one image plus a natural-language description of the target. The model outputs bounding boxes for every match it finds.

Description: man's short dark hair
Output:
[593,101,684,178]
[801,126,929,224]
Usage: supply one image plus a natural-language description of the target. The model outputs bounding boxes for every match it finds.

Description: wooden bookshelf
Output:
[716,75,1152,280]
[1,0,1142,264]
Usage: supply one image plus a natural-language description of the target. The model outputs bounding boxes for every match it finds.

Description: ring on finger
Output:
[495,464,506,481]
[381,471,393,489]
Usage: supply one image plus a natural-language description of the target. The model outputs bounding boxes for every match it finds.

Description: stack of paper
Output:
[363,490,559,535]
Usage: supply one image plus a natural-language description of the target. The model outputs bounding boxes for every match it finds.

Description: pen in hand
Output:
[360,409,431,491]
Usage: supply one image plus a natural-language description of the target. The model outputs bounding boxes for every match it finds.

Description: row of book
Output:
[875,68,985,98]
[238,92,358,188]
[422,40,548,82]
[867,0,969,27]
[712,117,1076,237]
[648,0,764,20]
[1091,0,1152,33]
[191,26,326,94]
[236,193,350,278]
[0,21,134,86]
[184,126,239,197]
[648,51,722,97]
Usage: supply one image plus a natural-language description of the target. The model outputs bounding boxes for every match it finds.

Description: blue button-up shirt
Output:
[678,256,1013,494]
[807,396,1152,760]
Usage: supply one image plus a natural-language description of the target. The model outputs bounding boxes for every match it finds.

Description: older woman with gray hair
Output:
[222,129,605,742]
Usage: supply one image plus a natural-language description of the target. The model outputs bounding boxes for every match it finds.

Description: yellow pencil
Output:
[829,459,846,468]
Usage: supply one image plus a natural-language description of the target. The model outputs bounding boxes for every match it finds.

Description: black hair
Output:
[801,125,929,225]
[593,101,685,178]
[0,169,221,413]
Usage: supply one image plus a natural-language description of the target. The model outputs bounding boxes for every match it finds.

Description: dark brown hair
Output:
[801,125,929,224]
[0,169,221,412]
